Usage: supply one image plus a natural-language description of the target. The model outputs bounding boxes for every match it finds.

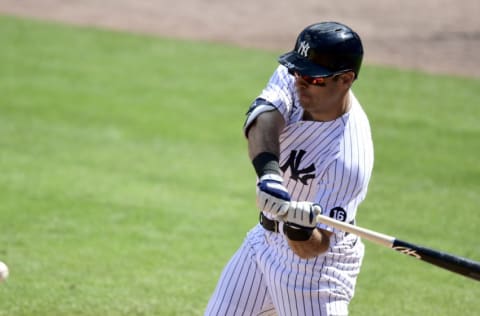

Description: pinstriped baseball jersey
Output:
[252,65,374,236]
[205,65,374,316]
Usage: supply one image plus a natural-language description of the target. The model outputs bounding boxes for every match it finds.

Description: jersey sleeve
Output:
[243,65,296,136]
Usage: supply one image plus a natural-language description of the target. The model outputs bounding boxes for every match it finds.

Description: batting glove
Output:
[281,201,321,229]
[257,174,291,218]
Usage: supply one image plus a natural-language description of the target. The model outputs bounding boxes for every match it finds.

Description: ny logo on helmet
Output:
[297,41,310,57]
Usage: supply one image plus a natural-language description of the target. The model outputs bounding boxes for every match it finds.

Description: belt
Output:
[259,212,355,236]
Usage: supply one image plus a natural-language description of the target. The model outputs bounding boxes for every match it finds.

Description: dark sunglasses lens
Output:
[288,69,327,86]
[310,77,327,85]
[300,74,326,86]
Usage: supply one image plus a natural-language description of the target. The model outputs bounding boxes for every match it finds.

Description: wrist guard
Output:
[283,223,314,241]
[252,152,281,177]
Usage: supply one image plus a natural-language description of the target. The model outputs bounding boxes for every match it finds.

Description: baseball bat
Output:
[316,214,480,281]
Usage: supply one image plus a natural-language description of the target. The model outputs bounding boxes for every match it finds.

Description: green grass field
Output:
[0,15,479,315]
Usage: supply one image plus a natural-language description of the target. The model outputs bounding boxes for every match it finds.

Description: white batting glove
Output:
[256,174,291,218]
[280,201,321,229]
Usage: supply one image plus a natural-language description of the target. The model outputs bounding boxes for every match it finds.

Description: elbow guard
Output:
[243,98,276,137]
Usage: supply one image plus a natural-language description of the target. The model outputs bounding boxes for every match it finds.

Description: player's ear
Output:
[340,71,355,86]
[334,71,355,89]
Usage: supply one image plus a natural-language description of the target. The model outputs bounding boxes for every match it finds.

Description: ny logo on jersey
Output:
[280,150,316,185]
[297,41,310,57]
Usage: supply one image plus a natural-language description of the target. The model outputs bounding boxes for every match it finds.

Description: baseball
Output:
[0,261,9,282]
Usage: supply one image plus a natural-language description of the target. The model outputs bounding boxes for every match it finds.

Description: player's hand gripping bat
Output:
[316,214,480,281]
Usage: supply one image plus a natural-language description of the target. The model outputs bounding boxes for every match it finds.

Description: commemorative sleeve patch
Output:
[329,207,347,222]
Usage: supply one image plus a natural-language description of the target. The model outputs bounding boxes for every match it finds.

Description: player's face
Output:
[292,71,354,121]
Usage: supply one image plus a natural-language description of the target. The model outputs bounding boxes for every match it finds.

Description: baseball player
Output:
[205,21,374,316]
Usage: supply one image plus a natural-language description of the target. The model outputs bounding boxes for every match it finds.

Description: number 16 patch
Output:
[329,207,347,222]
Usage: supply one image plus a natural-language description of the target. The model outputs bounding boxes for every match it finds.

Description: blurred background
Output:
[0,0,479,78]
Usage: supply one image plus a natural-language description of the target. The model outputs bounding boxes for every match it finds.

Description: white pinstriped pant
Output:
[205,224,364,316]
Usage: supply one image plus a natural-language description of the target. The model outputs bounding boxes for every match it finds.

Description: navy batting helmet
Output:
[278,22,364,78]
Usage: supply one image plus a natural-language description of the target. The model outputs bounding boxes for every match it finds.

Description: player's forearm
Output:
[287,229,331,259]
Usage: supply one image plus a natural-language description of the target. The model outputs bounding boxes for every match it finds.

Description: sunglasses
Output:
[288,69,344,86]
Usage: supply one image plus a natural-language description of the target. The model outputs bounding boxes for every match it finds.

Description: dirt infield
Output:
[0,0,479,78]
